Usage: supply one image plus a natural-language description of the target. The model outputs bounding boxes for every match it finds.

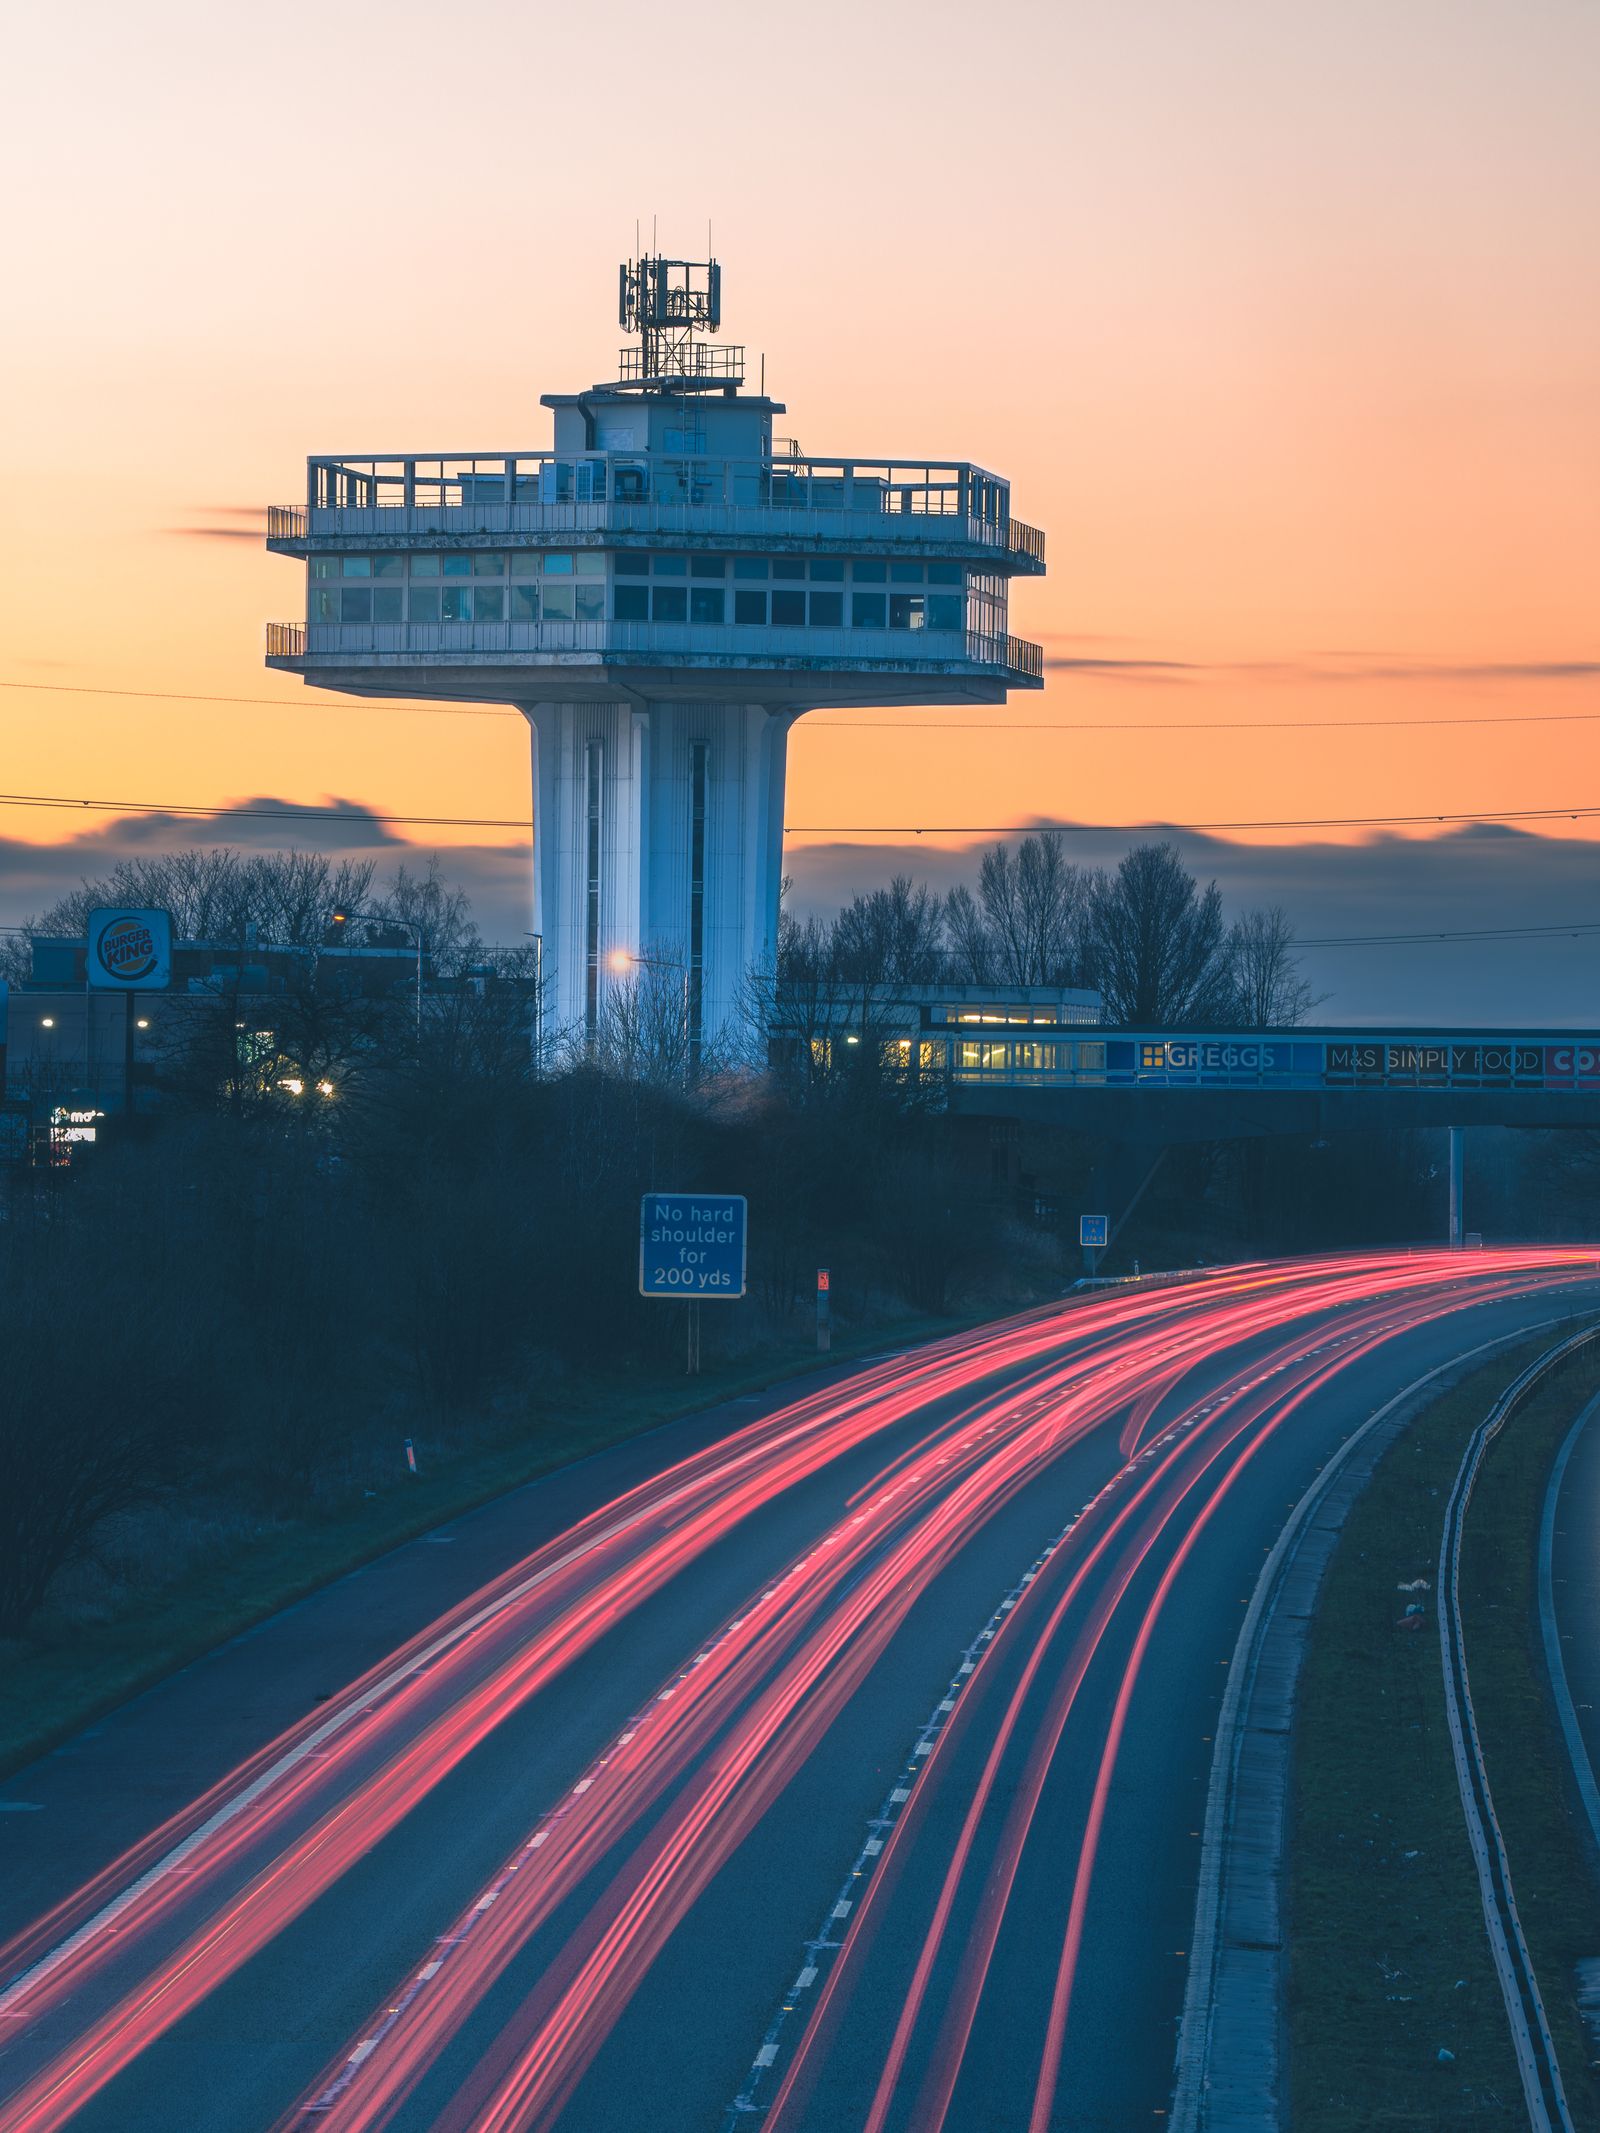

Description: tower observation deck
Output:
[265,256,1046,1055]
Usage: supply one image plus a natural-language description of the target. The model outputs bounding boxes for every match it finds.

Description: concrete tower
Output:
[266,257,1045,1054]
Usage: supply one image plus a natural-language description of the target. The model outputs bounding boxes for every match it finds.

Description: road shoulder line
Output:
[1170,1318,1566,2133]
[1538,1390,1600,1861]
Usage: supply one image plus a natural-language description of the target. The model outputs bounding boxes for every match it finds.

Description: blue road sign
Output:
[640,1192,748,1300]
[1079,1214,1109,1249]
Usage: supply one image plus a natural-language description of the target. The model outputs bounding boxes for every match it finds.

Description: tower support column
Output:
[524,698,795,1060]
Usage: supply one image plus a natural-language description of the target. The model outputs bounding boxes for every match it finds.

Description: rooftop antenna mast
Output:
[617,249,742,392]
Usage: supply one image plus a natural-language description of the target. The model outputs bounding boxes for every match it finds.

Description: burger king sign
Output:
[87,908,173,991]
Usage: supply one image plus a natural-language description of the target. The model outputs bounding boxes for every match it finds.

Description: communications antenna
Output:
[617,254,744,392]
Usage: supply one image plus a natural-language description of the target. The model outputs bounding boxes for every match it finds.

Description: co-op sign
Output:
[87,909,172,991]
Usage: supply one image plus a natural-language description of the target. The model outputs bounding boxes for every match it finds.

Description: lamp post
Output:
[331,906,426,1043]
[607,948,692,1077]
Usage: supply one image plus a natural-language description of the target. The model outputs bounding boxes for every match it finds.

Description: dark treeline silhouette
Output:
[780,834,1321,1028]
[6,840,1585,1646]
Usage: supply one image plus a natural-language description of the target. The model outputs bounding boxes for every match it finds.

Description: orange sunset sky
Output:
[2,0,1596,1018]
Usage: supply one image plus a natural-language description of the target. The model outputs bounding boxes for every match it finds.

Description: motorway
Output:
[2,1251,1597,2133]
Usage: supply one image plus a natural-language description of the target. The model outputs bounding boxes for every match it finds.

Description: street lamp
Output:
[606,949,694,1074]
[331,906,426,1041]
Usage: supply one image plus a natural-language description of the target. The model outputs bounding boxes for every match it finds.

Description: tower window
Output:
[688,740,708,1068]
[734,590,767,625]
[652,586,688,622]
[584,740,603,1042]
[771,590,805,626]
[690,588,725,625]
[808,591,843,627]
[614,583,649,621]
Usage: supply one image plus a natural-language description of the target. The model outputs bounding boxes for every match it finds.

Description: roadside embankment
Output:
[1289,1334,1600,2129]
[0,1307,980,1780]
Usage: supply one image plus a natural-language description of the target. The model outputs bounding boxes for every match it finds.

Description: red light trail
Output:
[0,1250,1592,2133]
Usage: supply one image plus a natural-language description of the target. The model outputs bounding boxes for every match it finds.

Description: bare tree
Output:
[28,849,381,950]
[590,949,700,1086]
[941,883,993,983]
[830,876,946,989]
[1226,906,1323,1027]
[1084,842,1233,1027]
[975,835,1092,985]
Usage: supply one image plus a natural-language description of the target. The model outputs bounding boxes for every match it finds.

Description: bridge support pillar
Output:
[1448,1126,1465,1248]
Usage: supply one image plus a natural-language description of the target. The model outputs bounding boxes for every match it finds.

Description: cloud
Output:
[1043,653,1600,685]
[167,526,264,541]
[785,820,1600,1028]
[0,804,532,945]
[165,505,267,542]
[3,810,1594,1021]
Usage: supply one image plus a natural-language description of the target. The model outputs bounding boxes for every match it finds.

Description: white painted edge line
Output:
[1538,1390,1600,1862]
[1170,1309,1581,2133]
[1438,1332,1596,2133]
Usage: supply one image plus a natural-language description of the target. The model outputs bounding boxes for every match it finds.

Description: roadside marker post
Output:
[404,1438,418,1475]
[817,1268,831,1354]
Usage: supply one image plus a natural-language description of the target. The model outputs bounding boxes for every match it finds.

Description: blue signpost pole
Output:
[639,1195,748,1377]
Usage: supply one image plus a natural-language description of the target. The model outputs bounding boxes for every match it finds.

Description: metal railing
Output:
[616,341,745,384]
[1007,518,1046,566]
[267,616,1042,677]
[271,451,1042,568]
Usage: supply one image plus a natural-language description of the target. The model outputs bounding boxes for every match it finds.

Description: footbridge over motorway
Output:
[939,1029,1600,1140]
[929,1027,1600,1253]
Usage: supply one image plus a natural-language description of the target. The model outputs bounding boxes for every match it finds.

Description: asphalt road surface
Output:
[2,1249,1597,2133]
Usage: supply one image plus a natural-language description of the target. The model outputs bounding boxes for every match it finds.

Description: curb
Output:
[1170,1317,1575,2132]
[1537,1389,1600,1863]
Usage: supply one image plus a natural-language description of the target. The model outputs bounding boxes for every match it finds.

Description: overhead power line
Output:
[1299,921,1600,949]
[786,807,1600,835]
[0,791,531,832]
[0,679,510,720]
[1,792,1597,839]
[3,678,1599,737]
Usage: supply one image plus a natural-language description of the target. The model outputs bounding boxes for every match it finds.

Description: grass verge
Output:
[0,1307,981,1781]
[1289,1333,1600,2129]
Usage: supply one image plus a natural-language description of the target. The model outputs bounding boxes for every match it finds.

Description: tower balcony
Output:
[265,617,1044,706]
[266,452,1045,575]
